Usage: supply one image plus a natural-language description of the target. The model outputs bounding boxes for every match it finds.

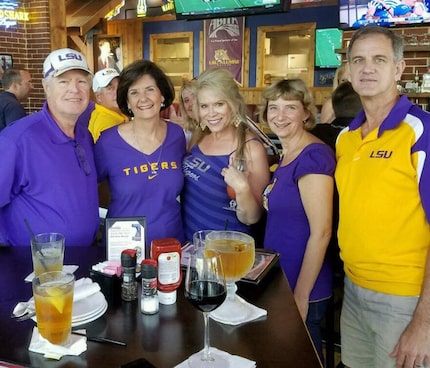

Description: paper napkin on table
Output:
[24,265,79,282]
[209,295,267,325]
[28,327,87,360]
[73,277,101,302]
[175,348,256,368]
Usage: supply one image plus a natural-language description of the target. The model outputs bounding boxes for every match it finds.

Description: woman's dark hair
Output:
[117,59,175,118]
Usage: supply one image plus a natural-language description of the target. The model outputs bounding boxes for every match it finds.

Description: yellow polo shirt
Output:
[335,95,430,296]
[88,103,127,142]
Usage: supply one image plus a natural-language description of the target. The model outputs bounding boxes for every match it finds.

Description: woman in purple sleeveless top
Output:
[260,79,335,363]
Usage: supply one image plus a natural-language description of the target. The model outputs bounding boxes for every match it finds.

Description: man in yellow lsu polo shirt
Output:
[336,26,430,368]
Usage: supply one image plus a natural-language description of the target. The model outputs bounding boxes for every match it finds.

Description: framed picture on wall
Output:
[94,35,122,73]
[0,54,13,87]
[0,54,13,72]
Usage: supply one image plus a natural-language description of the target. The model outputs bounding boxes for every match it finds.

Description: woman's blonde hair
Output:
[333,64,349,90]
[178,79,198,133]
[190,68,250,158]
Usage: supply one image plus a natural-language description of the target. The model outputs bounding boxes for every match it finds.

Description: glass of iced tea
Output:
[32,271,74,345]
[31,233,65,277]
[205,230,255,323]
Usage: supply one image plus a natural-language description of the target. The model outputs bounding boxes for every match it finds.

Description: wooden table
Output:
[0,246,322,368]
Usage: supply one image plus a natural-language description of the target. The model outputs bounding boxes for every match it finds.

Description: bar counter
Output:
[0,246,322,368]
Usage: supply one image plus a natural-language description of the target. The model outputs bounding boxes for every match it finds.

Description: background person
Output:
[312,81,362,150]
[319,64,350,125]
[0,68,33,131]
[335,26,430,368]
[0,48,99,246]
[181,67,270,243]
[95,60,186,246]
[178,78,198,146]
[260,78,335,363]
[89,68,128,142]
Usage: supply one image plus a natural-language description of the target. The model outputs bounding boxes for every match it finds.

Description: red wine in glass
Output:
[185,280,226,313]
[184,248,227,367]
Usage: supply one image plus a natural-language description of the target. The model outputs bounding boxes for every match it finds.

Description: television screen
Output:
[339,0,430,29]
[315,28,342,68]
[174,0,289,20]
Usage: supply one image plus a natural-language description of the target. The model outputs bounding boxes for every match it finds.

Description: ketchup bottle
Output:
[150,238,182,305]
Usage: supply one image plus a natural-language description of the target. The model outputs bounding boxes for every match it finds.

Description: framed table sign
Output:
[105,217,146,264]
[240,248,280,285]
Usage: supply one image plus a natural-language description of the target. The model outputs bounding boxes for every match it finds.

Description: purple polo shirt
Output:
[0,102,99,246]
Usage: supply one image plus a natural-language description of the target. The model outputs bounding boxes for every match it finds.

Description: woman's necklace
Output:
[133,124,164,179]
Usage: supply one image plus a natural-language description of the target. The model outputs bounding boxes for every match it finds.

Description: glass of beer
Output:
[32,271,74,345]
[205,230,255,323]
[31,233,65,277]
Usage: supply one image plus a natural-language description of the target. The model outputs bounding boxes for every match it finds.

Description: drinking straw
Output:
[224,219,229,230]
[24,219,48,273]
[24,218,35,239]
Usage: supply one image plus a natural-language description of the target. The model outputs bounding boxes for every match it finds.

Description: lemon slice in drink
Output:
[46,286,65,313]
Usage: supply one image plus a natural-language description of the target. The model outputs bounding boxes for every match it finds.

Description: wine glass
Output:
[205,230,255,323]
[226,156,246,200]
[184,247,227,367]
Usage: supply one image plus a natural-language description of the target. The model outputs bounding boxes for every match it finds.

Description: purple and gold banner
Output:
[204,17,244,85]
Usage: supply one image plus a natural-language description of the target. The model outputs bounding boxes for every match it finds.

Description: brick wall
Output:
[0,0,51,113]
[342,27,430,86]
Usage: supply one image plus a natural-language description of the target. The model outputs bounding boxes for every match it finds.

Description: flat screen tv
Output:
[315,28,342,68]
[174,0,290,20]
[339,0,430,29]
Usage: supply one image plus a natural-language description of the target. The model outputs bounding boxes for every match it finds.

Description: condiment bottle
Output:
[121,249,138,301]
[150,238,182,305]
[141,259,159,314]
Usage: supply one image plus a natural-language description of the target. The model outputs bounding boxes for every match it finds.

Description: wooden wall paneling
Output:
[107,19,143,68]
[49,0,67,49]
[243,28,250,87]
[199,31,204,75]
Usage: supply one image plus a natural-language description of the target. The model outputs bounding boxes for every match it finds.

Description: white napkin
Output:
[209,295,267,325]
[175,347,256,368]
[24,265,79,282]
[12,278,101,317]
[73,277,101,302]
[28,327,87,360]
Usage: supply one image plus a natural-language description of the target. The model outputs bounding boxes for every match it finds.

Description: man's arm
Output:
[390,251,430,368]
[5,102,26,126]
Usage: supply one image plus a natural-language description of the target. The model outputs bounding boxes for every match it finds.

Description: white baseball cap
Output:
[43,48,92,78]
[92,68,120,93]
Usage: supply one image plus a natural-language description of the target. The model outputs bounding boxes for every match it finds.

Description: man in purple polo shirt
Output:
[0,48,99,246]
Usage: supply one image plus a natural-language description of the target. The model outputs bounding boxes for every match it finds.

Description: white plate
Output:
[72,299,108,327]
[73,291,106,321]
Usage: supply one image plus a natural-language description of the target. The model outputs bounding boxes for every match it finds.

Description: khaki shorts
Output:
[341,277,418,368]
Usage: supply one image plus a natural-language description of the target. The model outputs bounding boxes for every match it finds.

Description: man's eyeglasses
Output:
[74,142,91,176]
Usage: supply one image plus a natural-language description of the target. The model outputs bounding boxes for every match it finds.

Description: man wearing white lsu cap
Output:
[0,48,100,247]
[88,68,128,142]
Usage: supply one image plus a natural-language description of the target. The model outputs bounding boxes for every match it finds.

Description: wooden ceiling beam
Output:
[66,0,124,36]
[50,0,67,49]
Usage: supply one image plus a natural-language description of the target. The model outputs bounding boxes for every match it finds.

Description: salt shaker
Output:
[141,259,159,314]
